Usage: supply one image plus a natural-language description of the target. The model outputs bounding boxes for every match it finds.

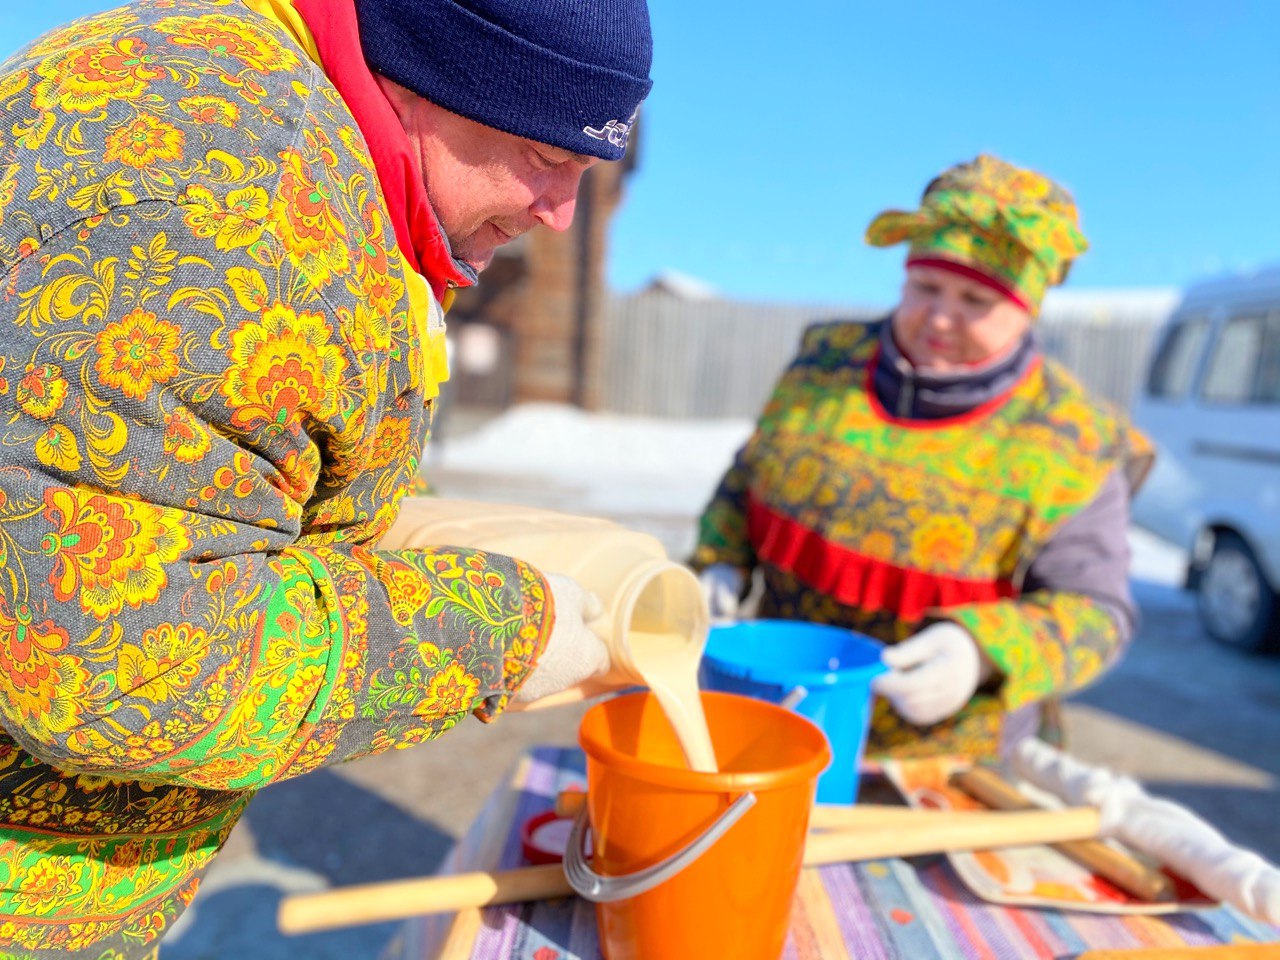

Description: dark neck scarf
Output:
[875,319,1039,420]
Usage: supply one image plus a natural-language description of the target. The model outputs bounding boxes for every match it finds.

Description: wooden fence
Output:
[598,288,1178,417]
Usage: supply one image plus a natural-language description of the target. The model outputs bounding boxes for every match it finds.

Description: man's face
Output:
[378,78,600,271]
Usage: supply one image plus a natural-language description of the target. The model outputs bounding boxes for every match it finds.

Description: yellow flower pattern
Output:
[94,308,183,401]
[222,301,347,433]
[17,364,70,420]
[103,115,187,169]
[177,94,241,126]
[34,426,83,474]
[0,2,554,956]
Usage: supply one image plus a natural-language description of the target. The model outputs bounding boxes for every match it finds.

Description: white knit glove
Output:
[698,563,745,620]
[871,622,989,726]
[513,574,610,704]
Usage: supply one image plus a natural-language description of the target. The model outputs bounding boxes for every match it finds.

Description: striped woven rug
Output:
[390,747,1280,960]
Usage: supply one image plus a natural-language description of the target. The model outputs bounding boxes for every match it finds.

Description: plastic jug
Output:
[379,497,710,719]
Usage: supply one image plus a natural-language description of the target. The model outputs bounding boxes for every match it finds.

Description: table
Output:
[387,747,1280,960]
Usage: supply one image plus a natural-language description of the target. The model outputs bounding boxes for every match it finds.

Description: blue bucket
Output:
[700,620,887,804]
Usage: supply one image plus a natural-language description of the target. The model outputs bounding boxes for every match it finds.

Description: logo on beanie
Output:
[584,108,639,149]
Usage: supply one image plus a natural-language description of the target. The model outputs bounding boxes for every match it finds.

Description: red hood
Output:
[294,0,474,300]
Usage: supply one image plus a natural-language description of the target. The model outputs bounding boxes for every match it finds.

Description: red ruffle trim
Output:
[748,497,1017,621]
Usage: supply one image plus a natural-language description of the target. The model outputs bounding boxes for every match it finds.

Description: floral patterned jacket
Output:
[0,1,553,955]
[695,321,1150,760]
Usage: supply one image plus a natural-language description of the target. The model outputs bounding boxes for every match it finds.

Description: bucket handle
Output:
[563,792,757,903]
[780,685,808,710]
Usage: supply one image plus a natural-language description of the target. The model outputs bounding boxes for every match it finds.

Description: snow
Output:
[1128,525,1188,589]
[437,403,753,516]
[644,270,722,301]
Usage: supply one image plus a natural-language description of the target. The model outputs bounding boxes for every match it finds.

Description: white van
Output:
[1131,266,1280,653]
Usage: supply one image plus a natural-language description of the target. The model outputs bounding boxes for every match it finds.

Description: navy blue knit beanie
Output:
[353,0,653,161]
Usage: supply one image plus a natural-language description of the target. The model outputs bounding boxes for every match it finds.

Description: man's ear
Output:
[371,72,418,125]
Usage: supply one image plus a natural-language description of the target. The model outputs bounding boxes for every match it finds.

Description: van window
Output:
[1257,312,1280,403]
[1201,315,1265,404]
[1147,317,1209,398]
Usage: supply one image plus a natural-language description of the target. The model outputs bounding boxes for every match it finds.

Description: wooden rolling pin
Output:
[1077,948,1280,959]
[951,766,1179,903]
[554,789,1043,831]
[278,804,1102,934]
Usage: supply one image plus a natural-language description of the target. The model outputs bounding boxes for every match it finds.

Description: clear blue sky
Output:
[5,2,1277,305]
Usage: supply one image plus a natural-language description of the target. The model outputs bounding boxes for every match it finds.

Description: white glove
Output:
[1014,739,1280,924]
[698,563,745,620]
[513,574,610,704]
[871,622,989,726]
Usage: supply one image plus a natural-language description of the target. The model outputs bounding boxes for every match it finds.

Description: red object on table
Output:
[520,811,574,867]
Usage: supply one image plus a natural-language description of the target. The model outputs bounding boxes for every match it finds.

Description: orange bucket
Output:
[568,691,830,960]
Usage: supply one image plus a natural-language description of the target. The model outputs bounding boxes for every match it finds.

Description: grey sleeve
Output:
[1023,470,1137,644]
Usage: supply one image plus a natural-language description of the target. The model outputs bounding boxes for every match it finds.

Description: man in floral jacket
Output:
[0,0,652,955]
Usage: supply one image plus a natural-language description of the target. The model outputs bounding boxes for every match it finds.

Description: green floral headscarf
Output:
[865,154,1089,314]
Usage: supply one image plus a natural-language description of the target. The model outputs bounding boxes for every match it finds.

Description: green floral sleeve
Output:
[940,592,1122,711]
[692,447,756,572]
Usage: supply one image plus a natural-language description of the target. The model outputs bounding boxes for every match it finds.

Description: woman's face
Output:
[893,265,1032,372]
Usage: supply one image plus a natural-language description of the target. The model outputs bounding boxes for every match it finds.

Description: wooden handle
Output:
[277,863,570,935]
[801,805,1102,865]
[278,804,1103,934]
[1076,948,1280,959]
[554,789,1083,831]
[556,789,927,826]
[951,767,1179,903]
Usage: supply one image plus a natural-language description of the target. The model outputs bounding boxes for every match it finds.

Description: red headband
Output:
[906,257,1032,312]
